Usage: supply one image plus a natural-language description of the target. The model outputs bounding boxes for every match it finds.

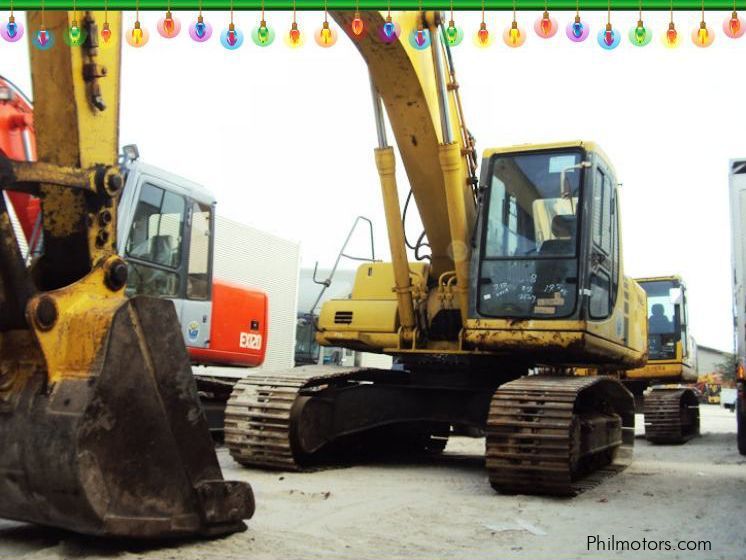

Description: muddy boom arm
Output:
[0,11,254,538]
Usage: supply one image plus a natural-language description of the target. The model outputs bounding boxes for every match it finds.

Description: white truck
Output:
[728,159,746,454]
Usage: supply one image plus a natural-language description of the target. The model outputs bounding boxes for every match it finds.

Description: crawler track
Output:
[224,367,356,470]
[644,387,700,444]
[486,376,634,497]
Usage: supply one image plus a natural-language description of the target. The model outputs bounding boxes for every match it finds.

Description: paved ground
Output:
[0,405,743,560]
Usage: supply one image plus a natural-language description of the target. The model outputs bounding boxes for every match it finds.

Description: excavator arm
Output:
[0,11,253,537]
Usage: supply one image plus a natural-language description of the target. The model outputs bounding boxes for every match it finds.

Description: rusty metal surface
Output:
[1,160,95,194]
[0,296,254,537]
[644,388,700,444]
[486,375,634,497]
[25,10,122,287]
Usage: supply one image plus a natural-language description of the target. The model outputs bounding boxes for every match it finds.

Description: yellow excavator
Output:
[0,12,253,537]
[225,10,648,497]
[622,276,700,443]
[0,8,646,539]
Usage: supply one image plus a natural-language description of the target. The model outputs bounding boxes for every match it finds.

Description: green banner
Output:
[0,1,739,10]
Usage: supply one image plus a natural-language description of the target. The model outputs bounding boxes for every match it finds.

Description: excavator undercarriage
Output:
[225,366,634,496]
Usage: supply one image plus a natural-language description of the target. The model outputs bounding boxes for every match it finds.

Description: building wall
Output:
[213,216,300,372]
[697,345,730,376]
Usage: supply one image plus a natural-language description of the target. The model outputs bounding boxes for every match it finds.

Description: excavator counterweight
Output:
[0,11,254,537]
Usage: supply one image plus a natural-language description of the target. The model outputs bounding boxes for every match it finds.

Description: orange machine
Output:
[191,280,268,367]
[0,75,39,242]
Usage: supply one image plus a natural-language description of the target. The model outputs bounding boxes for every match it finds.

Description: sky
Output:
[1,9,741,352]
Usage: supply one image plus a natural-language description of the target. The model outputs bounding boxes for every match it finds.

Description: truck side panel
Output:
[730,164,746,371]
[729,160,746,453]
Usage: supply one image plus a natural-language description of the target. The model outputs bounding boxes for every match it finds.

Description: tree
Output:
[716,353,738,382]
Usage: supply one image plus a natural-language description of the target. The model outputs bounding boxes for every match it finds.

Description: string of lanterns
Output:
[2,5,744,50]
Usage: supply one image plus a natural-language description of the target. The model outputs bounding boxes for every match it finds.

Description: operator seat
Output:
[150,235,175,267]
[539,214,576,256]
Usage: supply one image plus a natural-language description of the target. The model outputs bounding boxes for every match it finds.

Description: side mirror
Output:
[669,287,683,305]
[559,161,591,198]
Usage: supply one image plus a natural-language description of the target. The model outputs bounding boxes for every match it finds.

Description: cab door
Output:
[587,162,617,322]
[118,171,214,350]
[178,199,214,349]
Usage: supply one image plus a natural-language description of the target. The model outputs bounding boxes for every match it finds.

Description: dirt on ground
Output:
[0,405,743,560]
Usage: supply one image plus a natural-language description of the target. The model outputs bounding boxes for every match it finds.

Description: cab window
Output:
[589,168,615,319]
[125,183,186,298]
[126,183,185,268]
[187,201,212,300]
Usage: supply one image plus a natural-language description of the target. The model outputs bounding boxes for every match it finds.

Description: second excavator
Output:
[623,276,700,443]
[225,10,648,496]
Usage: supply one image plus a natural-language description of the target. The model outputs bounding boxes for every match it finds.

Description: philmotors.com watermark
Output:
[587,534,712,553]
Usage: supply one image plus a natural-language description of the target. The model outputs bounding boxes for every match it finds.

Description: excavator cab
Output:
[627,277,695,377]
[116,156,267,369]
[464,142,647,368]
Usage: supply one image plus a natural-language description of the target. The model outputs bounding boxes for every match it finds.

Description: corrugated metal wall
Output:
[213,216,300,372]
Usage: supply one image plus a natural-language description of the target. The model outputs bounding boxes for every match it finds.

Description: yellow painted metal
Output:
[27,10,122,268]
[463,320,645,368]
[626,361,686,381]
[471,144,645,369]
[483,140,618,179]
[439,142,470,323]
[583,277,648,367]
[350,261,429,300]
[28,258,125,385]
[0,11,257,539]
[374,147,416,335]
[318,262,432,351]
[319,300,399,334]
[332,10,475,280]
[23,10,125,379]
[325,14,648,372]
